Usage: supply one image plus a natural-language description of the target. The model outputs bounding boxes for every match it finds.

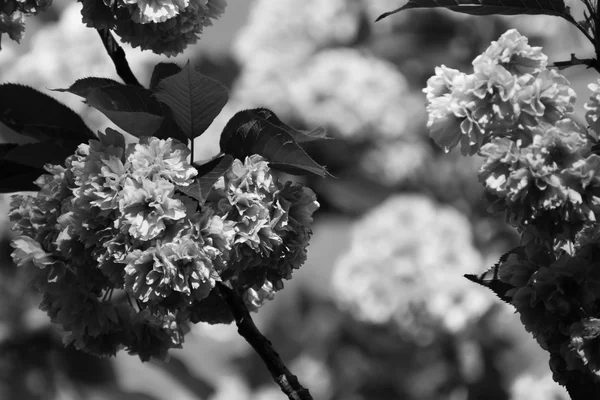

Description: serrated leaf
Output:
[3,142,76,168]
[85,85,165,137]
[154,61,229,139]
[220,109,330,177]
[464,249,517,303]
[0,160,45,192]
[246,108,331,143]
[0,84,95,143]
[149,62,182,91]
[376,0,568,20]
[177,155,233,204]
[52,77,122,98]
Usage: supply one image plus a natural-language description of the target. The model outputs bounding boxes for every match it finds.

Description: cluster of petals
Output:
[424,29,576,155]
[80,0,226,55]
[478,118,600,242]
[205,155,319,297]
[496,242,600,383]
[332,194,494,344]
[8,129,318,359]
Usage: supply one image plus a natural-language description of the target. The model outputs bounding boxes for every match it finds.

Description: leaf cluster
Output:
[0,62,329,195]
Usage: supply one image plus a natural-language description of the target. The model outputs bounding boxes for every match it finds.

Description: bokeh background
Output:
[0,0,596,399]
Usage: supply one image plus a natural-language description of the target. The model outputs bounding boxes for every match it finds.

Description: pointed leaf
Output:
[52,77,122,98]
[246,108,331,143]
[154,62,229,139]
[85,85,165,137]
[3,142,76,168]
[177,155,233,204]
[220,109,330,177]
[376,0,568,20]
[464,250,517,303]
[149,62,182,91]
[152,102,188,143]
[0,160,45,192]
[0,84,95,143]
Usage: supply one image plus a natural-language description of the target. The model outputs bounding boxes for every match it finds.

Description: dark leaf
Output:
[0,84,95,143]
[154,61,229,139]
[247,108,331,143]
[3,142,76,168]
[177,155,233,204]
[152,102,188,143]
[0,143,18,158]
[52,77,122,98]
[0,160,44,192]
[85,85,165,137]
[464,250,516,303]
[149,62,182,91]
[220,109,330,177]
[376,0,568,20]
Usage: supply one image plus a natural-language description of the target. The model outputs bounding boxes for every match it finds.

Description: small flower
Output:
[123,0,189,24]
[117,177,187,241]
[472,29,548,76]
[127,136,197,185]
[584,80,600,134]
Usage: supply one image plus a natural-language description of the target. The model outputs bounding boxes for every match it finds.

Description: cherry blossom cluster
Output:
[9,129,318,360]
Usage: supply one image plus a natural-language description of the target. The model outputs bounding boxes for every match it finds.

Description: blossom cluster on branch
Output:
[8,129,318,360]
[80,0,226,55]
[425,28,600,390]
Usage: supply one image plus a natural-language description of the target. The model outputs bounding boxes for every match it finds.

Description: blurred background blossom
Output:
[0,0,593,399]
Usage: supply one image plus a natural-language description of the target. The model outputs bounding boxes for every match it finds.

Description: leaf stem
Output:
[215,282,314,400]
[190,138,195,163]
[96,28,143,87]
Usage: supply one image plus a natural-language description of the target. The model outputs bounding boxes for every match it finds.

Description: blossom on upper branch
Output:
[424,29,575,155]
[80,0,226,55]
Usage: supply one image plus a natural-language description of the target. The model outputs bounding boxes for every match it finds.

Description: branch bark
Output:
[96,28,143,87]
[215,282,314,400]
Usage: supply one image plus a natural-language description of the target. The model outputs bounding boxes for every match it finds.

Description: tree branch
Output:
[550,53,598,70]
[96,28,142,87]
[215,282,313,400]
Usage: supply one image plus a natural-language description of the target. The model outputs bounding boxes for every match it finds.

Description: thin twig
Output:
[96,28,143,87]
[215,282,314,400]
[550,53,598,70]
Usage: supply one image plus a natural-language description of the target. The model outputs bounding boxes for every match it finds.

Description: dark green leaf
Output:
[177,155,233,204]
[151,102,188,143]
[149,62,182,91]
[2,142,76,168]
[0,84,95,143]
[220,109,330,177]
[376,0,567,20]
[0,160,44,192]
[464,250,517,303]
[0,143,18,158]
[246,108,331,143]
[154,61,229,139]
[85,85,164,137]
[52,77,122,98]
